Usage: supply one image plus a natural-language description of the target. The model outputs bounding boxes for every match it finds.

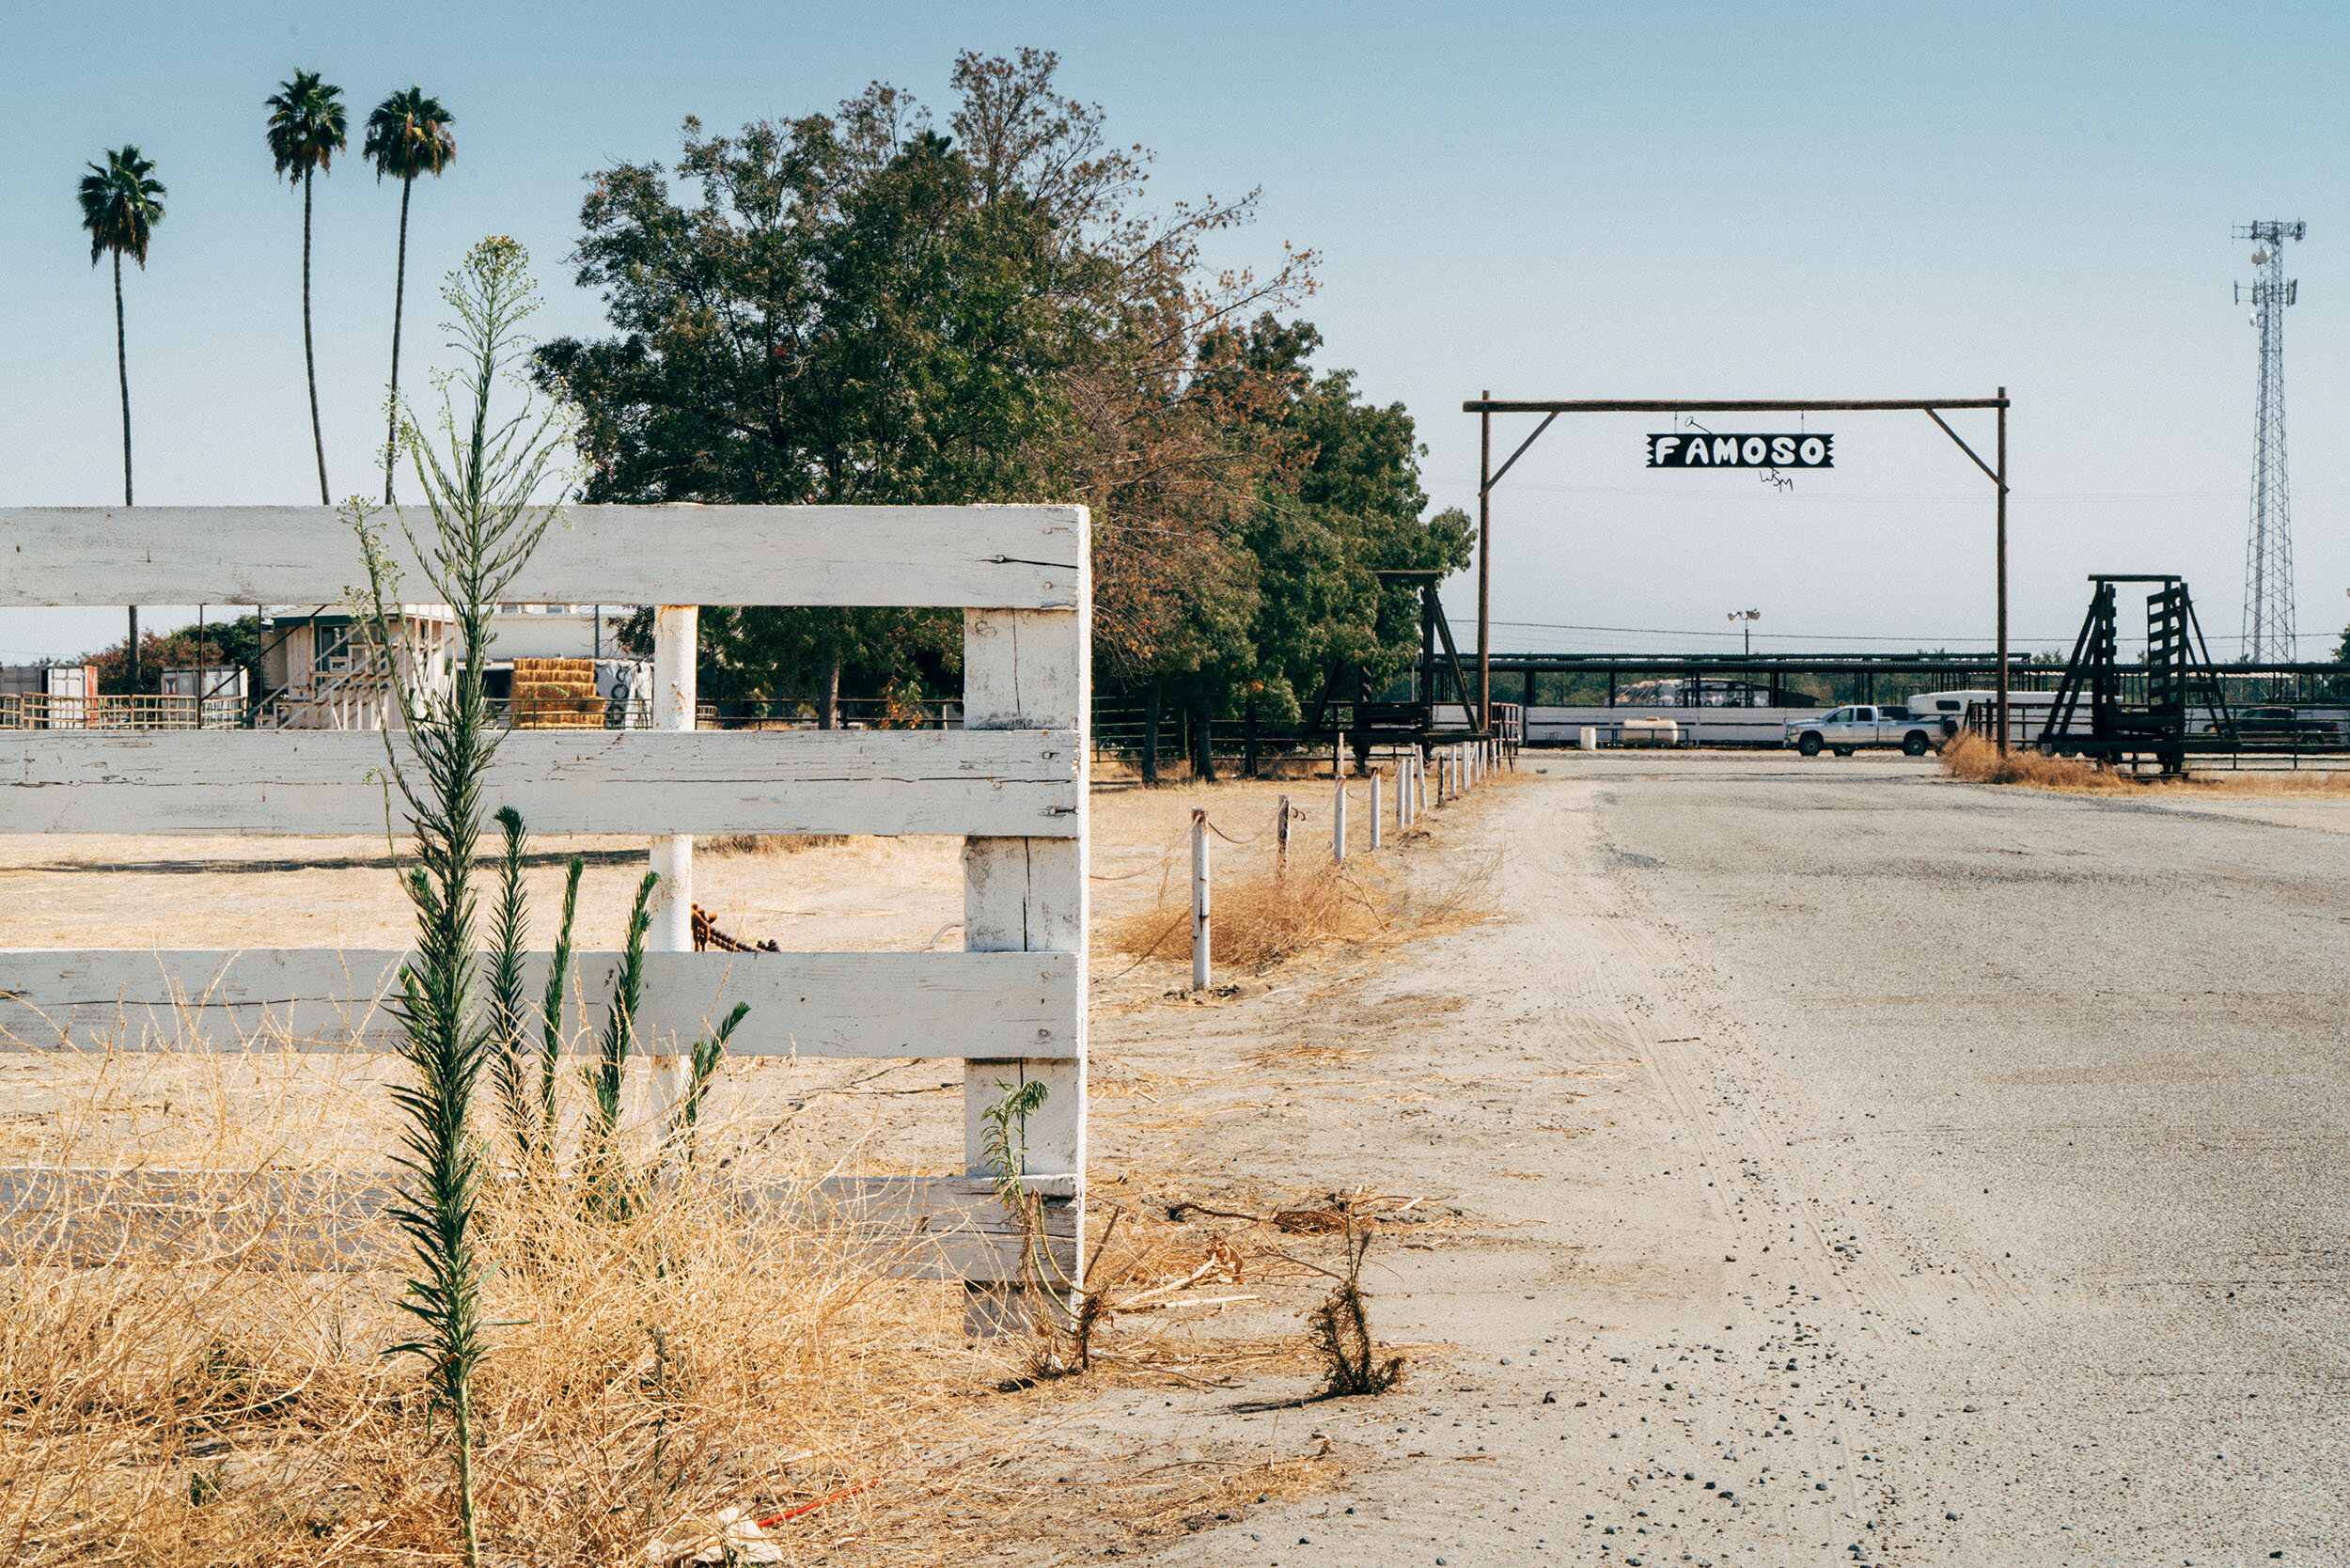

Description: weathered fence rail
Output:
[0,503,1089,1281]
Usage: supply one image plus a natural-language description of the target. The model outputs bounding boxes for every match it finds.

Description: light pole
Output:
[1728,608,1761,656]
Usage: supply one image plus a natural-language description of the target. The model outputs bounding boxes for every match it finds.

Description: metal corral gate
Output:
[0,504,1089,1280]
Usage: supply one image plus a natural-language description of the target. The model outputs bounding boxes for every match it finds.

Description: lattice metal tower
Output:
[2235,219,2304,664]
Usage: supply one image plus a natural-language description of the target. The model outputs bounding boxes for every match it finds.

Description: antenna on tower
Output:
[2232,219,2304,672]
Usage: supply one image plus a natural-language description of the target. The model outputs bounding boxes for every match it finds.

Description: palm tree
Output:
[77,146,165,691]
[266,70,348,505]
[363,88,457,503]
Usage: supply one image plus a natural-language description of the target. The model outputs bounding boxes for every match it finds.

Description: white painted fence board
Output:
[0,1169,1074,1279]
[0,506,1083,609]
[961,608,1088,1187]
[0,949,1079,1058]
[0,729,1080,838]
[961,607,1087,731]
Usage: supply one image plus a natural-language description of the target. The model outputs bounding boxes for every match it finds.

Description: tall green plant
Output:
[485,807,534,1157]
[585,870,659,1216]
[666,1001,749,1168]
[487,808,582,1190]
[267,69,348,505]
[539,854,584,1147]
[76,145,165,687]
[350,235,568,1568]
[364,86,458,503]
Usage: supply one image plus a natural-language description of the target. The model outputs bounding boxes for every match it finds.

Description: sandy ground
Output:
[5,754,2345,1563]
[1033,755,2348,1568]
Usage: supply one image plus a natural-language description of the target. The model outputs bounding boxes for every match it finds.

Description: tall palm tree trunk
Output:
[303,170,329,504]
[114,253,132,507]
[384,176,413,503]
[115,250,139,691]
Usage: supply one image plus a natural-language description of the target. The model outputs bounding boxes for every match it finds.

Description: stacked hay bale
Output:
[510,658,605,729]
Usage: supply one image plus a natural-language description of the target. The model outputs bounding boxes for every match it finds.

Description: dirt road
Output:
[1073,755,2346,1566]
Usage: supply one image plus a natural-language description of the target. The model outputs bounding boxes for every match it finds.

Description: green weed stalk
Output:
[486,806,533,1159]
[349,234,569,1568]
[586,870,659,1218]
[538,853,584,1153]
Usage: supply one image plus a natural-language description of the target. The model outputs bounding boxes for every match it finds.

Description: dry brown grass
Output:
[1939,732,2128,791]
[0,1040,1371,1564]
[701,833,852,855]
[1940,731,2350,797]
[1104,850,1494,976]
[0,1059,995,1564]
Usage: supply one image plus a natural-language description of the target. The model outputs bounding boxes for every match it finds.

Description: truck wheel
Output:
[1833,746,1854,758]
[1903,731,1929,757]
[1797,732,1823,757]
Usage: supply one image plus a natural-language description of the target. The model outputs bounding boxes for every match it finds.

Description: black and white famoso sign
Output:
[1647,432,1833,468]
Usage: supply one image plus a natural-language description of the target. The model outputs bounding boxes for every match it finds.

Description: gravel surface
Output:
[1089,755,2344,1566]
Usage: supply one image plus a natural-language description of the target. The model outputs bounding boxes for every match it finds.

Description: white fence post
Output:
[1333,770,1348,862]
[1370,766,1383,850]
[648,605,698,1114]
[961,595,1089,1309]
[1190,807,1211,991]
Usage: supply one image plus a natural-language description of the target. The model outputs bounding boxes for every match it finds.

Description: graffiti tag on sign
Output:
[1647,433,1833,468]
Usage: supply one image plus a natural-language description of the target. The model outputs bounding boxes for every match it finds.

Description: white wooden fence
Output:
[0,504,1089,1280]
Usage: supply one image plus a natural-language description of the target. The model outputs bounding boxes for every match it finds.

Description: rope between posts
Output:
[1207,806,1287,846]
[1089,824,1192,882]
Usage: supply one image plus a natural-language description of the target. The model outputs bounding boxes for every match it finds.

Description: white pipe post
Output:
[1190,808,1211,992]
[1371,766,1383,850]
[649,605,698,1114]
[1333,769,1348,862]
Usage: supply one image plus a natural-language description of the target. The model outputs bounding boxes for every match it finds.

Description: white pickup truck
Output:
[1785,703,1943,758]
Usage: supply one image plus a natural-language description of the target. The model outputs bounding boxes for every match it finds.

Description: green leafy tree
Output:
[537,52,1315,723]
[86,614,262,698]
[364,87,458,504]
[266,69,348,504]
[77,145,165,686]
[1154,316,1472,760]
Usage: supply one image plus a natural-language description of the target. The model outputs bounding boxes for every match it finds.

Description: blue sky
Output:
[5,1,2344,663]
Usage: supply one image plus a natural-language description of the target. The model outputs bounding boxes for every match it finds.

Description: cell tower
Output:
[2234,219,2303,665]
